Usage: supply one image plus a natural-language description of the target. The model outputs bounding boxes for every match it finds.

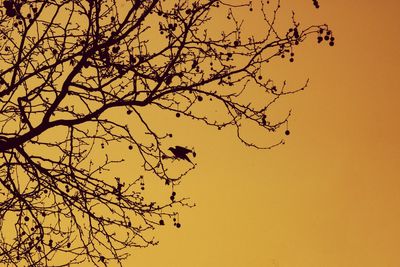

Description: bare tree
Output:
[0,0,333,266]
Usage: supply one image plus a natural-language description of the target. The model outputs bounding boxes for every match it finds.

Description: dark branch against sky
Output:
[0,0,332,266]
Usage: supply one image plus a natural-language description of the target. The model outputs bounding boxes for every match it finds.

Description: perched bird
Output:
[169,146,193,163]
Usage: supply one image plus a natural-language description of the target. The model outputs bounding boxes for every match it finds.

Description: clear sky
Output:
[122,1,400,266]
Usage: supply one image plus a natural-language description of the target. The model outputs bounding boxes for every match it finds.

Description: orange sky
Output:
[120,1,400,266]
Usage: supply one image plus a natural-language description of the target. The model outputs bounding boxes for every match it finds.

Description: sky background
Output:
[123,1,400,266]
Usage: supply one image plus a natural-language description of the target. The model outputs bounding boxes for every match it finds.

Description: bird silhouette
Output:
[168,146,193,163]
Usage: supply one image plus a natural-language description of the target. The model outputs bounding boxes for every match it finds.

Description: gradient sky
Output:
[121,1,400,266]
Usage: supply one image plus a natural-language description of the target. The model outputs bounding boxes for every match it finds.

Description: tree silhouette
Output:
[0,0,333,266]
